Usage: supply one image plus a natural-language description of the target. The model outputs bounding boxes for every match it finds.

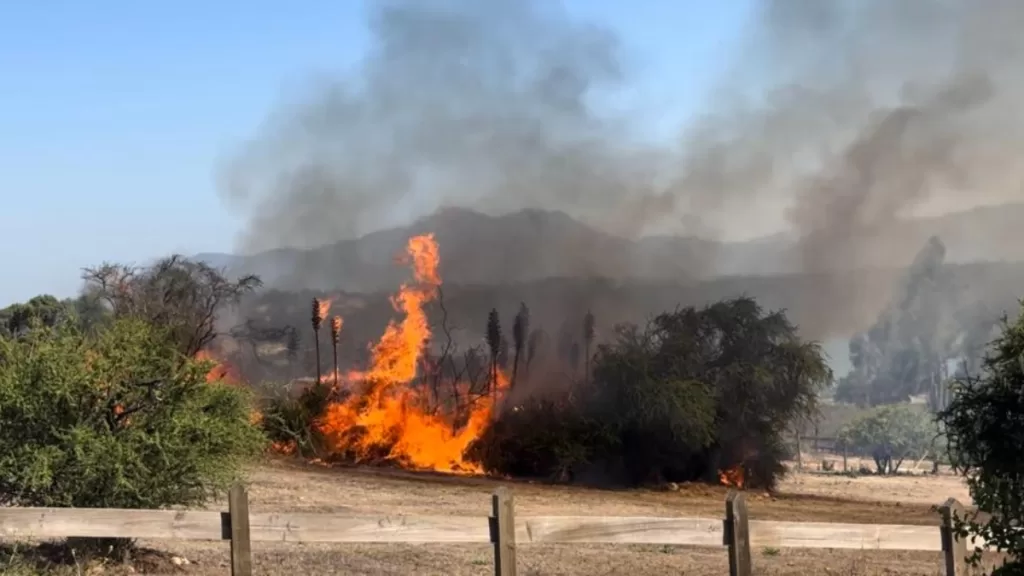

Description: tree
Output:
[835,237,999,409]
[525,328,545,378]
[472,297,831,490]
[511,303,529,388]
[583,310,595,382]
[939,303,1024,568]
[0,295,71,338]
[837,404,935,474]
[0,317,265,537]
[81,255,261,358]
[486,308,501,394]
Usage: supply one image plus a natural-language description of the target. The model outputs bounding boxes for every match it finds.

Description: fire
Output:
[719,465,745,488]
[193,349,262,426]
[318,298,333,319]
[194,349,242,386]
[316,233,506,474]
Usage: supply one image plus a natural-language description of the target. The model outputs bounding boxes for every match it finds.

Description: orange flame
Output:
[271,440,297,456]
[316,233,506,474]
[318,298,333,320]
[194,349,242,386]
[719,465,745,488]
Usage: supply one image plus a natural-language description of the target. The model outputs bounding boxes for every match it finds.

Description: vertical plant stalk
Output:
[311,298,324,384]
[330,315,342,387]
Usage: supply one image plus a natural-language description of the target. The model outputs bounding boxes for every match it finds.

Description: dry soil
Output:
[110,458,995,575]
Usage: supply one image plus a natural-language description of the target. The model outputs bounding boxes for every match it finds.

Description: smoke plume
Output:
[220,0,1024,336]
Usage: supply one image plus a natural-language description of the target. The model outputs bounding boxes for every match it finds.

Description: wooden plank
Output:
[939,498,968,576]
[0,508,225,541]
[725,491,752,576]
[0,505,978,553]
[228,484,253,576]
[749,520,940,551]
[247,513,490,543]
[517,517,723,546]
[491,488,517,576]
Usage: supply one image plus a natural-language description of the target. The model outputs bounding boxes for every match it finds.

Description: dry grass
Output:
[66,458,988,575]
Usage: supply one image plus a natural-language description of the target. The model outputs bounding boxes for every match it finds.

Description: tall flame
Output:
[316,233,505,474]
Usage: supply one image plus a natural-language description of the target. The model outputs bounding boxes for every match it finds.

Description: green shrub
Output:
[260,381,334,457]
[469,395,616,482]
[0,317,266,510]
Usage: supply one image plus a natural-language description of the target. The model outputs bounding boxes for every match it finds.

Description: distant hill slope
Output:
[196,203,1024,292]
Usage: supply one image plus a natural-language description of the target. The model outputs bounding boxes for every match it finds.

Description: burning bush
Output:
[471,297,831,490]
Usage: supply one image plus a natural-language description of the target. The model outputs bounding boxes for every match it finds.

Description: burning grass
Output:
[306,233,509,474]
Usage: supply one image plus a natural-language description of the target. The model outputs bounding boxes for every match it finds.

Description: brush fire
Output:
[304,233,506,474]
[200,234,761,487]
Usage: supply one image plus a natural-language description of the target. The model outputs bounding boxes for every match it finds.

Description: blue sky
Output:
[0,1,754,305]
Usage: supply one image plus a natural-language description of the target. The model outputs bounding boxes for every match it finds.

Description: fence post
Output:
[490,487,517,576]
[939,498,967,576]
[724,490,752,576]
[228,483,253,576]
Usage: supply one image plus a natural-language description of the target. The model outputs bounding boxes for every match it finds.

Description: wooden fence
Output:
[0,485,979,576]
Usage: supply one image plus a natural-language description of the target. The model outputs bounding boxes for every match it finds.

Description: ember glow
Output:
[719,465,745,488]
[195,349,242,386]
[316,233,506,474]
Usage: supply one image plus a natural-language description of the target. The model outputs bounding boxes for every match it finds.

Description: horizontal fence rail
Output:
[0,485,982,576]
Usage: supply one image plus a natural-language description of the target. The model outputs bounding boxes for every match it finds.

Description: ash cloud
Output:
[220,0,1024,337]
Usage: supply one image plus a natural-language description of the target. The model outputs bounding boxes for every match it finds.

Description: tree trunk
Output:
[313,329,322,384]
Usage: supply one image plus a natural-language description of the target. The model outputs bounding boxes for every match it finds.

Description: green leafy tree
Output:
[0,318,266,511]
[472,297,831,489]
[939,303,1024,569]
[0,295,71,338]
[838,403,936,474]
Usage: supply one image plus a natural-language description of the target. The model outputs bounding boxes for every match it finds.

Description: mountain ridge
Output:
[196,203,1024,292]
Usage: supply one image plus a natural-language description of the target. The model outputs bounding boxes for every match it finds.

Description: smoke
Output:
[221,0,1024,336]
[836,236,1001,407]
[220,0,661,249]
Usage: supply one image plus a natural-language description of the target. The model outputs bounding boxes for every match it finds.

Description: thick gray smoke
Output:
[220,0,665,249]
[702,0,1022,267]
[221,0,1024,336]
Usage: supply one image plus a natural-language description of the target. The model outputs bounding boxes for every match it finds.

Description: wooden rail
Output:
[0,485,979,576]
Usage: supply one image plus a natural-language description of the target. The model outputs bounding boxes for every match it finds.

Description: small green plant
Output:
[762,546,781,557]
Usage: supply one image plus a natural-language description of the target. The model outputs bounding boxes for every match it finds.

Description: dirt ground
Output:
[110,458,991,576]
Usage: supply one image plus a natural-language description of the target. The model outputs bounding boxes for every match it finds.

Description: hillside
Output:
[197,203,1024,293]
